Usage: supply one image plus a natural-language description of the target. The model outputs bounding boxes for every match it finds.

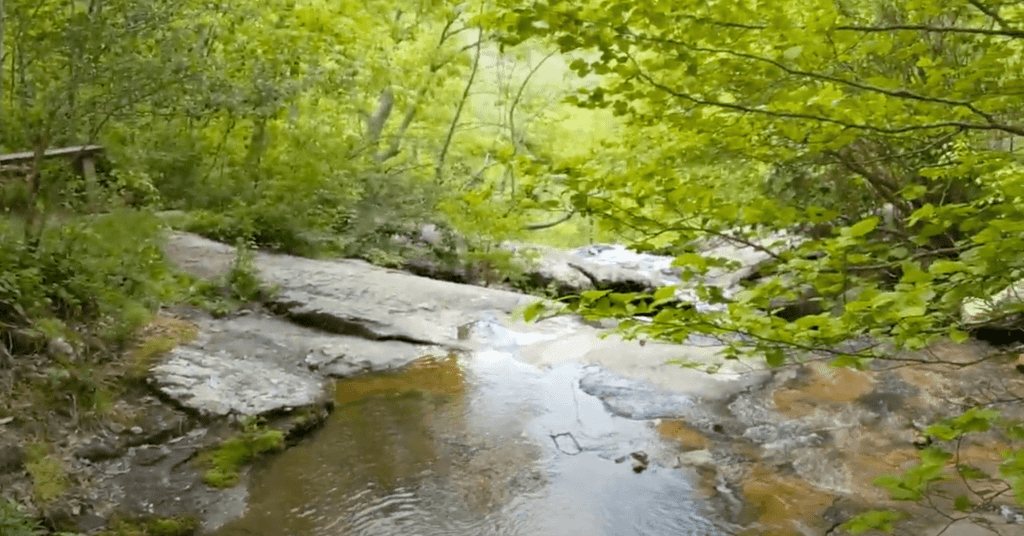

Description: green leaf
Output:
[653,285,678,302]
[849,217,879,238]
[765,347,786,368]
[522,301,546,323]
[949,328,969,343]
[925,424,959,441]
[840,509,907,534]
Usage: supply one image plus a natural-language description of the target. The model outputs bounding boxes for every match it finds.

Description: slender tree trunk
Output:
[436,35,480,183]
[0,0,5,129]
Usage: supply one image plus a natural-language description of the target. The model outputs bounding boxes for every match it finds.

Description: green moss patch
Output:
[99,516,199,536]
[24,443,68,504]
[195,418,284,488]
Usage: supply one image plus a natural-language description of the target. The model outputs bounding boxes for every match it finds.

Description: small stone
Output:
[0,445,25,474]
[630,451,650,474]
[47,338,75,359]
[130,426,144,434]
[912,434,932,449]
[1000,505,1024,524]
[108,423,126,434]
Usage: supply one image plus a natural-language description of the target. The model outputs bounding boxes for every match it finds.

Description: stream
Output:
[149,234,1024,536]
[211,316,737,536]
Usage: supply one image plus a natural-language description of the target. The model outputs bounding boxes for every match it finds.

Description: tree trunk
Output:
[0,0,5,127]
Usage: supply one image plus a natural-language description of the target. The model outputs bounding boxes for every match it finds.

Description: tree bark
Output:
[366,88,394,148]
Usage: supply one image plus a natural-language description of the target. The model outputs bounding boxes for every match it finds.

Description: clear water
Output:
[211,320,731,536]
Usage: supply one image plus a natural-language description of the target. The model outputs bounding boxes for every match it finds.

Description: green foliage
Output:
[0,499,44,536]
[487,0,1024,362]
[0,210,183,339]
[850,406,1024,531]
[196,417,285,489]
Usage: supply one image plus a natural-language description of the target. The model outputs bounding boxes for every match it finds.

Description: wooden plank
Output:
[0,145,104,164]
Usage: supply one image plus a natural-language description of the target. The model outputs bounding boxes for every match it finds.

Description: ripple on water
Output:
[211,334,733,536]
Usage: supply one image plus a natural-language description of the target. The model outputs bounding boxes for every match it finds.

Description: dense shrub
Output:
[0,210,186,342]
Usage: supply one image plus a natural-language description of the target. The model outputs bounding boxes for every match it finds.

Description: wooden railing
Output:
[0,145,104,182]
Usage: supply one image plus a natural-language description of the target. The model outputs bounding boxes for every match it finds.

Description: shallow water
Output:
[211,321,732,536]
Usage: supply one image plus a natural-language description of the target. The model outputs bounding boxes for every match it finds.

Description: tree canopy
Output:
[486,0,1024,361]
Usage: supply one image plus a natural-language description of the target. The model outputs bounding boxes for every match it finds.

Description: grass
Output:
[126,316,199,379]
[0,499,44,536]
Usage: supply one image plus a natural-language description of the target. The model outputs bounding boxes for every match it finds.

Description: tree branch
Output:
[966,0,1012,29]
[628,33,1010,130]
[523,210,575,230]
[436,33,481,183]
[835,24,1024,38]
[633,70,1024,137]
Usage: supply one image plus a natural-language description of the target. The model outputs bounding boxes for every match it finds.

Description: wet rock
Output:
[630,451,650,473]
[1000,505,1024,524]
[76,437,123,462]
[305,337,438,377]
[742,423,823,452]
[510,243,595,294]
[0,444,24,473]
[401,256,469,284]
[90,431,245,532]
[579,368,697,420]
[675,449,716,468]
[506,242,680,295]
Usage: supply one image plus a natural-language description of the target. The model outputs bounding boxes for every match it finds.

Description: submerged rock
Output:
[579,367,698,420]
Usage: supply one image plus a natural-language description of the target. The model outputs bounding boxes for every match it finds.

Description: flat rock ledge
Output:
[148,310,447,417]
[150,346,328,416]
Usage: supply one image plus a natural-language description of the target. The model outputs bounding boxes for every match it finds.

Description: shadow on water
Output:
[211,344,732,536]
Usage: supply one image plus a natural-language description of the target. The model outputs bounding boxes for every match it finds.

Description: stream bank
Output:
[3,232,1024,535]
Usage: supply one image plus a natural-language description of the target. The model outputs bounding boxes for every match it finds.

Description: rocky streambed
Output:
[5,232,1024,536]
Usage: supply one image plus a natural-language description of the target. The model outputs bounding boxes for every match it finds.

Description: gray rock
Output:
[132,445,170,467]
[675,450,716,467]
[305,337,437,377]
[0,444,24,473]
[76,437,123,462]
[505,243,595,294]
[91,433,246,531]
[148,309,440,416]
[151,347,326,416]
[579,368,696,420]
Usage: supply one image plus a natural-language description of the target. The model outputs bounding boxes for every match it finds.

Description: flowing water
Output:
[211,315,735,536]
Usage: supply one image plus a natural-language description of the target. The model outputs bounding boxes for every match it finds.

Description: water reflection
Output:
[212,344,730,536]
